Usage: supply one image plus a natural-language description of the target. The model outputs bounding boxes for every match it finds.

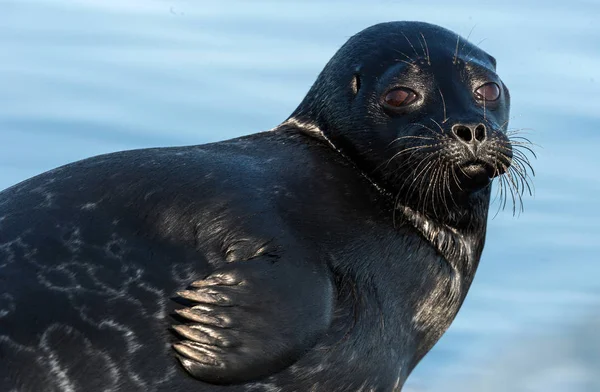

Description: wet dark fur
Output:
[0,22,533,391]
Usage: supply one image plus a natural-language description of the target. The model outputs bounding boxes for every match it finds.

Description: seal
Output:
[0,21,533,391]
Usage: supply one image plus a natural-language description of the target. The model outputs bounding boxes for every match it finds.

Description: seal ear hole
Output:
[351,74,361,95]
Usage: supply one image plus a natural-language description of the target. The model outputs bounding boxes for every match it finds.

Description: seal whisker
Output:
[507,161,527,195]
[431,164,445,217]
[398,143,439,177]
[430,159,448,217]
[491,147,513,167]
[462,25,477,51]
[507,156,535,196]
[435,163,448,216]
[483,95,487,121]
[393,49,417,64]
[414,122,445,137]
[430,118,446,135]
[506,128,536,136]
[409,157,440,215]
[391,153,431,187]
[413,162,437,216]
[503,175,516,213]
[453,34,460,64]
[416,33,428,62]
[393,151,435,188]
[375,144,439,173]
[387,143,438,157]
[389,142,440,154]
[498,119,511,130]
[507,130,537,140]
[461,25,477,66]
[394,58,419,68]
[511,145,538,160]
[438,89,448,124]
[501,170,518,215]
[511,149,537,176]
[401,31,421,59]
[419,32,431,65]
[491,174,507,218]
[491,173,504,218]
[500,176,509,215]
[445,162,460,208]
[464,38,488,61]
[497,140,537,176]
[449,163,464,192]
[426,160,445,216]
[500,175,510,212]
[508,168,526,214]
[489,145,510,213]
[403,156,438,204]
[508,137,536,146]
[386,135,439,147]
[497,161,522,215]
[510,140,539,157]
[509,138,537,147]
[442,163,457,215]
[507,132,534,139]
[511,163,533,195]
[510,147,532,162]
[441,162,455,213]
[422,160,440,216]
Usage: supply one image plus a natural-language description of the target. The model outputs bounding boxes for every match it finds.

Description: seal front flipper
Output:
[172,255,334,384]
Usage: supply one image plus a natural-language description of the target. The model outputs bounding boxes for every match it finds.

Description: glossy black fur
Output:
[0,22,513,391]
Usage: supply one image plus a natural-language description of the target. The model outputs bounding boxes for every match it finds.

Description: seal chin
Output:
[455,161,495,193]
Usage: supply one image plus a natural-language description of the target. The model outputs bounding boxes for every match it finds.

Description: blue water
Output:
[1,1,599,390]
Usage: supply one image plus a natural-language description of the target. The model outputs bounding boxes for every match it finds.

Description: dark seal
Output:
[0,21,533,391]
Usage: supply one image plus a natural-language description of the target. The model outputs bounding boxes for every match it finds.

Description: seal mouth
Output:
[455,160,495,192]
[462,160,495,177]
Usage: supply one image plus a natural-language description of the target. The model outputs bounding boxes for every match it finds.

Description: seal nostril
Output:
[452,125,472,143]
[474,124,486,142]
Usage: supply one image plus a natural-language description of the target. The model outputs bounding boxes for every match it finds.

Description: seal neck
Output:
[281,117,393,199]
[279,117,489,273]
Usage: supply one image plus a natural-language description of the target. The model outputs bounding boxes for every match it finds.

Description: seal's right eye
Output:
[382,88,418,108]
[475,82,501,102]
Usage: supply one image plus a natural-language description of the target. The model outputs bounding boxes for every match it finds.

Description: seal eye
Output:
[475,82,501,101]
[383,88,418,108]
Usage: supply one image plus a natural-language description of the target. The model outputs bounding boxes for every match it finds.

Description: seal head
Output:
[291,21,519,221]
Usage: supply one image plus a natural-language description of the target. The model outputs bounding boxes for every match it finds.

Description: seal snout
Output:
[447,122,512,192]
[451,122,511,170]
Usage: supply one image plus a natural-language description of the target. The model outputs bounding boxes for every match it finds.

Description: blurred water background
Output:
[1,0,599,390]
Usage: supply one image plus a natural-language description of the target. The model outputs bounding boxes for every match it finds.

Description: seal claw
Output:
[177,290,232,306]
[173,342,222,366]
[176,308,234,328]
[173,324,236,348]
[175,308,217,324]
[190,274,241,287]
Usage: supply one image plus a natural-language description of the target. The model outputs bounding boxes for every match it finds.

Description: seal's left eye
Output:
[475,82,501,101]
[383,88,418,108]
